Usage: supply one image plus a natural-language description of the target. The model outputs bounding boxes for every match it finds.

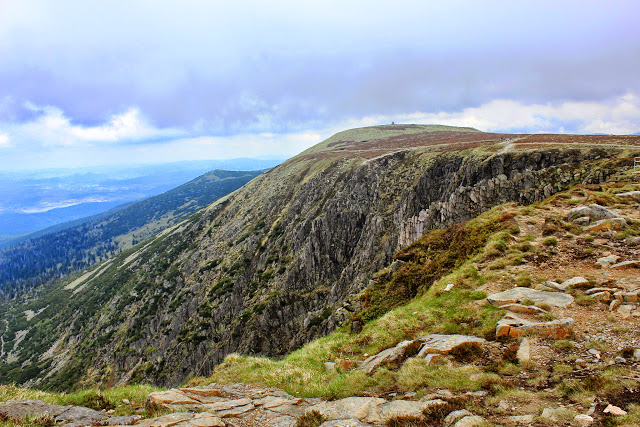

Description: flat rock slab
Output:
[417,334,485,357]
[497,317,574,339]
[560,277,589,290]
[309,397,386,424]
[0,400,71,419]
[146,389,201,410]
[610,260,640,269]
[135,412,225,427]
[498,303,547,314]
[453,415,488,427]
[359,339,422,375]
[55,406,110,425]
[319,420,370,427]
[488,287,574,308]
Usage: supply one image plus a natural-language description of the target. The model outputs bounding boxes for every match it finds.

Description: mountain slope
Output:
[0,169,263,298]
[1,125,638,390]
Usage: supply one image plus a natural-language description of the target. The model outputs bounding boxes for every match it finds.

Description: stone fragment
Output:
[424,353,443,365]
[586,287,618,295]
[453,415,487,427]
[609,300,621,311]
[597,255,621,268]
[0,400,71,420]
[560,276,589,290]
[574,414,594,426]
[201,399,254,417]
[104,415,142,426]
[359,340,422,375]
[324,362,336,372]
[54,406,110,425]
[610,260,640,269]
[487,287,574,308]
[534,282,559,291]
[497,317,573,339]
[586,218,627,232]
[308,397,386,423]
[573,216,590,226]
[603,404,627,416]
[615,356,626,363]
[416,334,485,357]
[444,409,473,425]
[498,303,547,314]
[135,412,225,427]
[617,190,640,198]
[634,348,640,360]
[623,292,639,303]
[378,399,442,421]
[509,414,534,424]
[618,305,634,318]
[575,358,587,367]
[319,420,367,427]
[567,204,616,222]
[146,390,200,410]
[625,236,640,246]
[590,291,612,302]
[516,338,531,363]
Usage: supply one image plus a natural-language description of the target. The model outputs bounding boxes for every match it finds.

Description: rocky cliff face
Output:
[1,125,637,389]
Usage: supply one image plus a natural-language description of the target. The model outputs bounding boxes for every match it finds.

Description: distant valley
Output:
[0,168,266,298]
[0,157,286,247]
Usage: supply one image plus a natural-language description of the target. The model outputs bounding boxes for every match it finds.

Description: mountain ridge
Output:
[0,124,639,390]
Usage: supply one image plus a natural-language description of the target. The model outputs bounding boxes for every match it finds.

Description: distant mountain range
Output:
[0,168,264,297]
[0,157,287,246]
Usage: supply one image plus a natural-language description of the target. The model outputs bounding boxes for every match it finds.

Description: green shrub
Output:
[543,237,558,246]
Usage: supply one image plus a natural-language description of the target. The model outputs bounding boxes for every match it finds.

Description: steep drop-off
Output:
[1,124,638,389]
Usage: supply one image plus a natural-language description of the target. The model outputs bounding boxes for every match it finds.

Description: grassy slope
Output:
[184,178,640,425]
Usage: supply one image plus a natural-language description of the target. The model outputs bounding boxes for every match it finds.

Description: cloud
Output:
[0,1,638,133]
[346,92,640,135]
[0,133,11,148]
[0,92,638,171]
[8,105,183,149]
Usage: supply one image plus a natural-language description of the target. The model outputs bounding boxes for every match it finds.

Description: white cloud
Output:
[0,132,11,147]
[345,92,640,135]
[0,93,637,171]
[7,105,183,149]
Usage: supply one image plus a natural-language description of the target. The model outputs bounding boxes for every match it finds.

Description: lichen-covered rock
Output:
[416,334,486,357]
[488,287,574,308]
[0,400,71,420]
[567,204,616,222]
[585,217,627,231]
[359,339,422,374]
[497,316,573,339]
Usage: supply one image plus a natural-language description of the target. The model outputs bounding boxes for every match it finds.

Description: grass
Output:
[0,384,159,417]
[197,286,502,398]
[356,205,518,323]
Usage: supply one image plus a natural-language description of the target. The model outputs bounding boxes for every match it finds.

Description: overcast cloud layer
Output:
[0,0,639,169]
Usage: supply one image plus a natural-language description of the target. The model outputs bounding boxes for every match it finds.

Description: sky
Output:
[0,0,639,170]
